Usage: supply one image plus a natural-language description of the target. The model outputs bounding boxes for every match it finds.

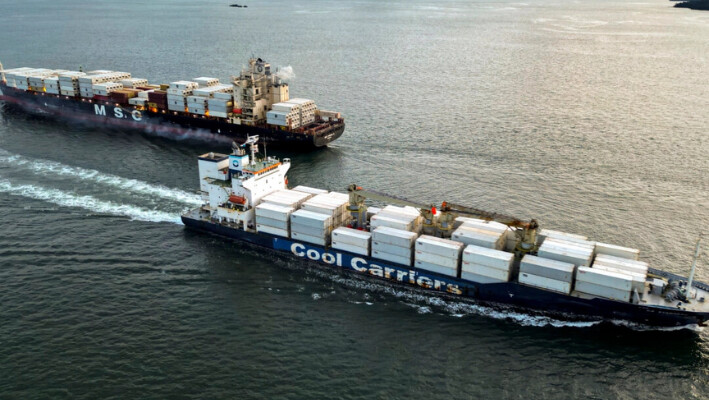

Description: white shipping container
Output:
[461,263,510,283]
[370,215,413,231]
[256,225,289,238]
[592,261,648,280]
[415,251,459,269]
[170,80,199,90]
[539,229,589,242]
[537,246,592,268]
[371,227,417,248]
[331,227,371,248]
[210,111,229,118]
[594,254,649,273]
[452,227,503,250]
[415,260,457,278]
[256,216,289,230]
[543,237,595,253]
[331,241,369,257]
[128,98,147,106]
[187,95,208,105]
[371,250,412,266]
[415,235,463,259]
[291,223,331,238]
[456,216,509,234]
[520,254,575,283]
[460,271,508,284]
[595,242,640,260]
[301,201,339,217]
[592,264,646,292]
[461,245,514,270]
[576,267,633,291]
[519,272,572,294]
[366,207,381,220]
[255,203,294,221]
[120,78,149,88]
[292,185,329,195]
[291,231,328,246]
[213,91,233,100]
[575,281,631,302]
[290,209,332,229]
[372,241,413,258]
[193,77,220,87]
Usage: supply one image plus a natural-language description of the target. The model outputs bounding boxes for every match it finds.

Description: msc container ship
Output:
[0,58,344,148]
[181,137,709,328]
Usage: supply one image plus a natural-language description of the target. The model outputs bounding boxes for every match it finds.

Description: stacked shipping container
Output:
[371,227,417,266]
[414,235,464,278]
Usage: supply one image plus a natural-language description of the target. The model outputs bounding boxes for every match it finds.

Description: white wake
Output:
[0,150,201,205]
[0,179,182,224]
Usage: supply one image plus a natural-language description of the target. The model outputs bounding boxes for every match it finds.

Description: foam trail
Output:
[0,150,202,205]
[0,179,182,224]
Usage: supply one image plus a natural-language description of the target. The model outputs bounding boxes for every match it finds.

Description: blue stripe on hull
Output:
[181,214,709,327]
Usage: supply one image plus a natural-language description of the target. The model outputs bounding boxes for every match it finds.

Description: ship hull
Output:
[181,209,709,328]
[0,85,344,148]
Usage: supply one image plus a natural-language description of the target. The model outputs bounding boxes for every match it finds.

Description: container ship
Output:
[181,137,709,327]
[0,58,344,148]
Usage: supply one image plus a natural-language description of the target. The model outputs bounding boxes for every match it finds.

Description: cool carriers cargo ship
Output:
[0,58,344,148]
[182,137,709,328]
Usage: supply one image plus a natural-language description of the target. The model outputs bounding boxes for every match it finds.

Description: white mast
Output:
[686,235,703,301]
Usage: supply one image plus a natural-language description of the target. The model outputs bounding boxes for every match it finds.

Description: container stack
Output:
[111,89,141,104]
[331,227,372,256]
[120,78,149,88]
[451,224,507,250]
[377,205,422,232]
[255,202,294,237]
[193,77,220,87]
[301,193,350,227]
[267,102,299,127]
[371,226,418,266]
[290,209,333,246]
[575,267,634,302]
[207,98,233,118]
[93,82,124,97]
[537,237,595,268]
[78,72,131,98]
[147,90,168,110]
[27,71,59,91]
[260,189,313,209]
[44,77,60,94]
[57,71,85,96]
[167,81,198,112]
[519,254,575,294]
[3,68,35,88]
[414,235,464,278]
[460,244,515,283]
[594,243,640,260]
[187,95,209,115]
[592,254,648,293]
[286,98,317,126]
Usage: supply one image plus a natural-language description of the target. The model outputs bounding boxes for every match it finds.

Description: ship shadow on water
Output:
[180,228,709,367]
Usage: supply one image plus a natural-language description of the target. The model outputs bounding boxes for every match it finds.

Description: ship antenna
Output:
[685,233,704,302]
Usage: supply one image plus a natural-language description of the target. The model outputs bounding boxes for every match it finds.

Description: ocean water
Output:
[1,0,708,398]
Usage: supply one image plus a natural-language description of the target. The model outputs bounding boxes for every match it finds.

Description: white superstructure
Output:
[198,136,290,230]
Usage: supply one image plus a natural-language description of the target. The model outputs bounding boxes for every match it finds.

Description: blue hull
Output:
[181,211,709,327]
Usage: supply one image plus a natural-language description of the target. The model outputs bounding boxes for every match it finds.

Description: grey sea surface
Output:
[1,0,708,398]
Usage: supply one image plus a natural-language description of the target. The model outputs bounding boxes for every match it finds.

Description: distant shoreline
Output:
[673,0,709,10]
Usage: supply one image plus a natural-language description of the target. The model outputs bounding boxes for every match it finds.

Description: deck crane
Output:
[346,184,540,253]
